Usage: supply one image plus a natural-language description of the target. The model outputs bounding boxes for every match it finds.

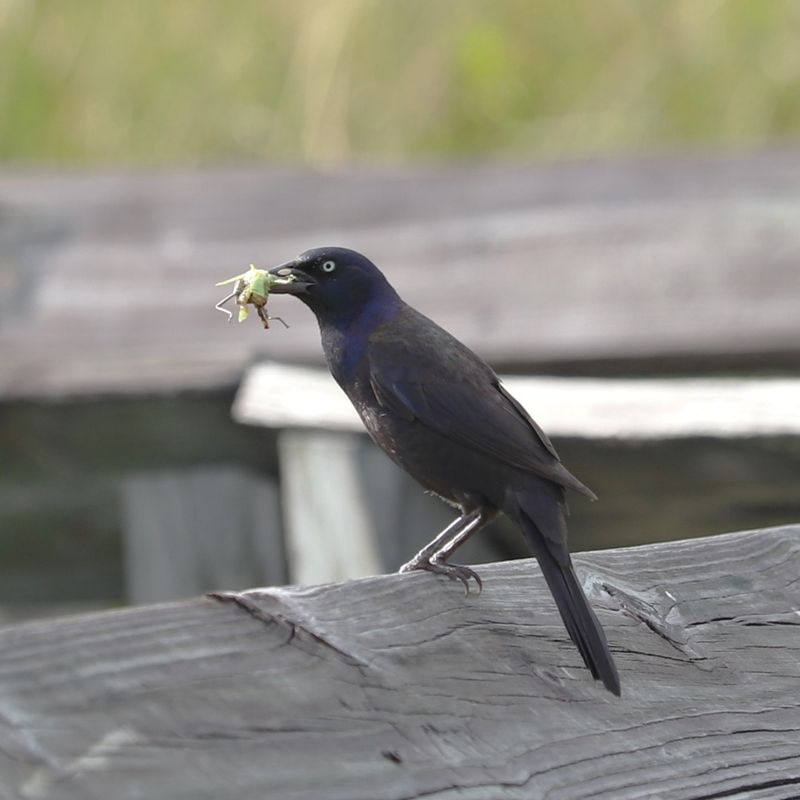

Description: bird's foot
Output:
[399,556,483,595]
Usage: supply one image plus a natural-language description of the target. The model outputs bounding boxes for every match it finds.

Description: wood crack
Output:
[691,775,800,800]
[600,582,708,664]
[206,590,370,667]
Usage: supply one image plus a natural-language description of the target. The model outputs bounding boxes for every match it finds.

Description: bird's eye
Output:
[321,260,336,273]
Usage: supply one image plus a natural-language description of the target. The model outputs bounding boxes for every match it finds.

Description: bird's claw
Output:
[399,557,483,595]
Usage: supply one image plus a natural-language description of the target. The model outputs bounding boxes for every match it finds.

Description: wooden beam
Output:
[1,525,798,799]
[234,362,800,438]
[3,151,800,400]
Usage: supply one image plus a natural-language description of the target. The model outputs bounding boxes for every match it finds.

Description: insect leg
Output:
[215,290,237,322]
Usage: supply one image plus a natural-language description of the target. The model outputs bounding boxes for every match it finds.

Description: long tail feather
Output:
[512,490,621,696]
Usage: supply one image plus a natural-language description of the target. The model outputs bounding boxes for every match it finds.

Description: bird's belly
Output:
[356,403,504,509]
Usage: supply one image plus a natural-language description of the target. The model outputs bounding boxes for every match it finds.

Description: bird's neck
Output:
[320,291,402,385]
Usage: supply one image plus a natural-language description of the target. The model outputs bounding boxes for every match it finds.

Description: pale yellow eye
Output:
[322,260,336,273]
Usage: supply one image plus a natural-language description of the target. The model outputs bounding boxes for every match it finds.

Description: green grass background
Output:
[1,0,799,164]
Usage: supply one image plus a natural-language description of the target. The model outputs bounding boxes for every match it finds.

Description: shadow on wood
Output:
[1,525,799,799]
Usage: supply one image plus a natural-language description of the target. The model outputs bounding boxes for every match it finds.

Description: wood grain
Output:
[1,525,798,799]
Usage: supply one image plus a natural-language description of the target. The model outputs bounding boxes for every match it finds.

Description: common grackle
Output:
[268,247,620,696]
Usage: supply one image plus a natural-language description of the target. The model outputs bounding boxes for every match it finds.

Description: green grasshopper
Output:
[215,265,291,329]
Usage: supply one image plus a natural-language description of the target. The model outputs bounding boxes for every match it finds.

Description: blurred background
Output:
[1,0,798,621]
[3,1,800,162]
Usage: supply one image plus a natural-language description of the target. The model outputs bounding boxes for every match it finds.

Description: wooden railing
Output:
[0,525,798,799]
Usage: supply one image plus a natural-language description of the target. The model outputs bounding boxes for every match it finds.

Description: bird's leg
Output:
[399,513,471,569]
[399,507,492,594]
[431,507,495,562]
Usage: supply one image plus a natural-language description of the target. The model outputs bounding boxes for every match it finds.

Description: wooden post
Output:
[277,430,383,583]
[121,465,285,603]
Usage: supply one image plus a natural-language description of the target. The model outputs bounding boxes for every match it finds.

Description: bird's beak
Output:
[267,261,316,295]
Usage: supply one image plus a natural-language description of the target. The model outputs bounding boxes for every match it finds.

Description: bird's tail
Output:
[510,488,621,696]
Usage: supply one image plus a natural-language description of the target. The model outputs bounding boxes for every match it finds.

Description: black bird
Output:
[268,247,620,696]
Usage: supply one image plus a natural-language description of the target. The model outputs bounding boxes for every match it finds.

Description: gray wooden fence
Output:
[2,151,800,402]
[2,152,800,617]
[0,524,798,799]
[233,362,800,585]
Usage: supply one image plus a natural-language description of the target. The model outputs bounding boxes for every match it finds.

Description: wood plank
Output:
[234,362,800,438]
[2,151,800,399]
[277,430,383,583]
[120,466,285,604]
[0,525,798,799]
[0,393,283,621]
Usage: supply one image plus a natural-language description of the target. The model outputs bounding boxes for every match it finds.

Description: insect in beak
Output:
[215,267,293,329]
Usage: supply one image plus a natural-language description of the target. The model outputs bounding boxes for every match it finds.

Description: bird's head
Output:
[267,246,400,325]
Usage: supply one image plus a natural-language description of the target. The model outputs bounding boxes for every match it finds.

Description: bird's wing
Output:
[367,316,596,499]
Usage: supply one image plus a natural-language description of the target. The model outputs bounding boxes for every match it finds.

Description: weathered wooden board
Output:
[234,362,800,437]
[0,525,799,799]
[277,430,384,584]
[2,151,800,400]
[0,394,285,619]
[121,465,286,603]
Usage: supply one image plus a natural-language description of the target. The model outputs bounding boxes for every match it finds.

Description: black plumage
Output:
[269,247,620,695]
